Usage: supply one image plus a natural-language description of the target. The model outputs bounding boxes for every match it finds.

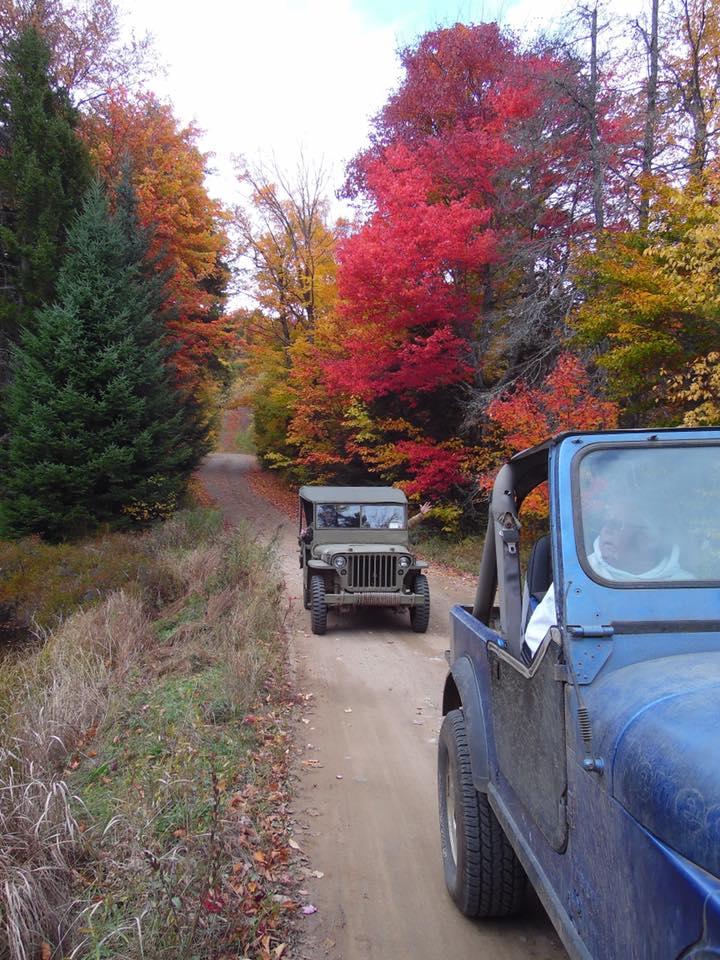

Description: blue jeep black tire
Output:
[438,709,526,917]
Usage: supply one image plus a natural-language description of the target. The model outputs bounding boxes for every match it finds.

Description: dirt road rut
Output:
[199,452,566,960]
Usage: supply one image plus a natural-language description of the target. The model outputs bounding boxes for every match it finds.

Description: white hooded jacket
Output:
[524,539,692,657]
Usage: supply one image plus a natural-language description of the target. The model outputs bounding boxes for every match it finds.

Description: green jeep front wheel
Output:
[409,573,430,633]
[310,574,328,635]
[438,709,526,918]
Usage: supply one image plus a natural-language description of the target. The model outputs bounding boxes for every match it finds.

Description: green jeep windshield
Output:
[575,443,720,584]
[316,503,406,530]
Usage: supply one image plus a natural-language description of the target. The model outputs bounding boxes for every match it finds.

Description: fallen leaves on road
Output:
[249,469,297,519]
[188,681,321,958]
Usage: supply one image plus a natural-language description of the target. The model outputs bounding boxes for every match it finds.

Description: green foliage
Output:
[424,502,464,534]
[233,423,255,454]
[0,180,203,540]
[573,178,720,419]
[252,366,295,468]
[411,529,485,575]
[0,26,91,337]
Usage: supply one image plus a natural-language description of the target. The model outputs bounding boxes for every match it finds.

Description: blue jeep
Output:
[438,428,720,959]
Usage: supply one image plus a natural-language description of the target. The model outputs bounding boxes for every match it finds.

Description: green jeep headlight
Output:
[398,555,412,568]
[333,555,347,569]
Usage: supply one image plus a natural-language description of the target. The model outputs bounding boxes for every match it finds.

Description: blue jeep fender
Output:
[443,655,490,792]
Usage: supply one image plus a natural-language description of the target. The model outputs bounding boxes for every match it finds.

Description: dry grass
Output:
[0,511,288,960]
[0,592,151,960]
[0,761,86,960]
[1,593,150,768]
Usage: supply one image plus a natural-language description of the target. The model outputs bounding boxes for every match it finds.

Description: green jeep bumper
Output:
[324,591,426,607]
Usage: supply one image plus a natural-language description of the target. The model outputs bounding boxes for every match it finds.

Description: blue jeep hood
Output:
[585,653,720,878]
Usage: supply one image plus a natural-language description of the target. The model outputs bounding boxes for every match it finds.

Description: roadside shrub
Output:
[0,534,151,640]
[0,510,288,960]
[148,507,223,553]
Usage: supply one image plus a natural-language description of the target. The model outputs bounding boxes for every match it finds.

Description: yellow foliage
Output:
[668,352,720,425]
[574,168,720,415]
[425,503,463,534]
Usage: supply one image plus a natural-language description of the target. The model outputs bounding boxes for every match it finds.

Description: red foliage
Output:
[487,353,620,452]
[330,22,630,444]
[330,143,494,402]
[395,440,469,498]
[280,23,634,503]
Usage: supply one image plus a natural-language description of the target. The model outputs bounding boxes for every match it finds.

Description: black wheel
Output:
[303,587,310,610]
[438,709,526,918]
[409,574,430,633]
[310,574,327,635]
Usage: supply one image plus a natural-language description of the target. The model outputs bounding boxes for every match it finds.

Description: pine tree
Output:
[0,180,200,540]
[113,157,215,465]
[0,26,91,338]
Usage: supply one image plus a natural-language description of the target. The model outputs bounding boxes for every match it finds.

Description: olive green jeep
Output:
[298,485,430,636]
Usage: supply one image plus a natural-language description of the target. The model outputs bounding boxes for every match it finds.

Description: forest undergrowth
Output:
[0,509,304,960]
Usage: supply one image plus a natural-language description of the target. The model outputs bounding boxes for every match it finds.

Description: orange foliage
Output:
[483,354,620,517]
[487,353,619,453]
[84,91,232,394]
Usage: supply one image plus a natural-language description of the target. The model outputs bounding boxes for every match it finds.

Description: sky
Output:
[118,0,581,213]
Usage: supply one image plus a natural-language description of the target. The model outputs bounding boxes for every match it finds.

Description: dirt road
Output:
[199,452,566,960]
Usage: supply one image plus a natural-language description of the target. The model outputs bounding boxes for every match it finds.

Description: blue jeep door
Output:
[488,619,568,851]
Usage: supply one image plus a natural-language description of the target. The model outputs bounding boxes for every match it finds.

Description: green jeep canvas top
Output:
[299,486,407,505]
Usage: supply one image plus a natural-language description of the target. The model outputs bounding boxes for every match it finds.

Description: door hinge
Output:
[568,625,614,639]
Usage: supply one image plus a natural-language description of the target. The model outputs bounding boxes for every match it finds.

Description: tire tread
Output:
[409,574,430,633]
[439,709,526,918]
[310,574,327,635]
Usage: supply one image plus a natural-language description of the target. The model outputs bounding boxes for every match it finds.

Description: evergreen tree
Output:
[0,180,200,540]
[0,26,91,339]
[113,157,215,464]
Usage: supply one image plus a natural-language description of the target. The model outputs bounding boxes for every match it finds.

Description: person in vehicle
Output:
[523,499,692,660]
[408,501,432,529]
[314,501,431,530]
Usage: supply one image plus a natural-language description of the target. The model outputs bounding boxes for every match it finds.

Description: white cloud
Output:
[120,0,402,210]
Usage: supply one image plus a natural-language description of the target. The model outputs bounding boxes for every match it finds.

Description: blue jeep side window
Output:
[575,444,720,585]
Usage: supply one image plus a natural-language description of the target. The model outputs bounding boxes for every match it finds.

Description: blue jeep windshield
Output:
[316,503,406,529]
[575,444,720,584]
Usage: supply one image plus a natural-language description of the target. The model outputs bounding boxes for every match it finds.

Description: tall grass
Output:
[0,511,288,960]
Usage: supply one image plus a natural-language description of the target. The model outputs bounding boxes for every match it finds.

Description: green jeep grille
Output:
[347,554,398,590]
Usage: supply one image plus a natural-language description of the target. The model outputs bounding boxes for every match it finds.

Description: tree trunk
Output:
[682,0,710,180]
[639,0,659,230]
[589,3,605,230]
